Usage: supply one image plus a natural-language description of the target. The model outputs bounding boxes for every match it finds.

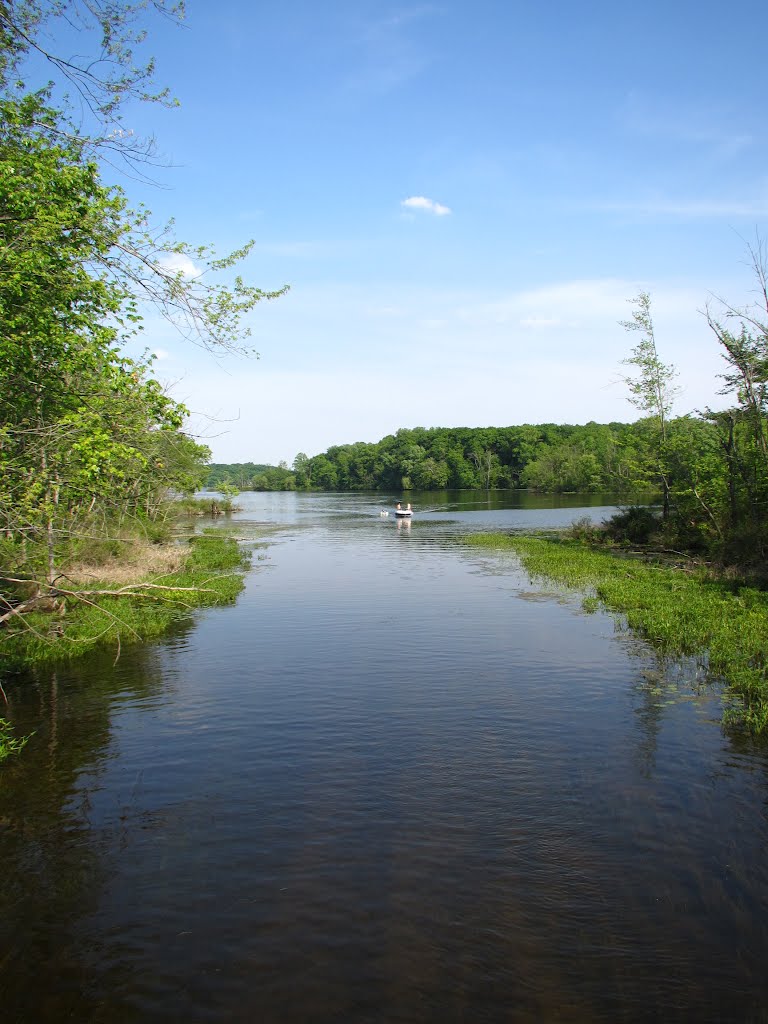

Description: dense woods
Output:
[290,422,638,492]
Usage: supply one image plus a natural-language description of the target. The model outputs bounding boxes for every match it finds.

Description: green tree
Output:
[0,2,285,636]
[703,240,768,557]
[620,292,679,518]
[293,453,312,488]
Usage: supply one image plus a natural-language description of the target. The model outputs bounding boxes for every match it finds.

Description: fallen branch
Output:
[0,575,239,628]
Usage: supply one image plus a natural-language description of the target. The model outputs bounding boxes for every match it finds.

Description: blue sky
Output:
[107,0,768,464]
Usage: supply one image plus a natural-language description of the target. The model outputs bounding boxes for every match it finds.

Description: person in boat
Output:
[396,502,402,511]
[406,503,412,512]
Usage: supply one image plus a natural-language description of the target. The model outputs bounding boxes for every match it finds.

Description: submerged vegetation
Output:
[468,528,768,735]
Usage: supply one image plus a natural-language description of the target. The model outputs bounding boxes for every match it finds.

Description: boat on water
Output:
[394,503,413,518]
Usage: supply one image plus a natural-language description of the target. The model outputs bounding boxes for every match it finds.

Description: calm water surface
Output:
[2,491,768,1023]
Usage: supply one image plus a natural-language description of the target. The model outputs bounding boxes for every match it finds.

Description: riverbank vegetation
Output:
[1,532,249,667]
[0,1,283,663]
[468,530,768,735]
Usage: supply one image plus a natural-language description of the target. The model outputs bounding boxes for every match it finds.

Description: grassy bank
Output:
[467,532,768,735]
[1,533,250,668]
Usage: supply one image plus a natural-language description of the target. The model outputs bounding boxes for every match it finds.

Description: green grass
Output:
[1,534,250,667]
[467,532,768,734]
[0,717,32,764]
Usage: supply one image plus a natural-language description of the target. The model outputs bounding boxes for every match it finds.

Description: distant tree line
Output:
[211,246,768,566]
[289,423,641,493]
[207,463,278,489]
[209,420,664,495]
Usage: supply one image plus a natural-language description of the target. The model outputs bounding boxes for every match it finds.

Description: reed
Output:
[467,532,768,734]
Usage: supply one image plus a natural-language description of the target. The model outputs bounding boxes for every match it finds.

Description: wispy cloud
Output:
[619,92,754,159]
[594,196,768,218]
[343,6,437,99]
[401,195,452,216]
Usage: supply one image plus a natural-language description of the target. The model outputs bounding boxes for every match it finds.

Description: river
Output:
[1,490,768,1022]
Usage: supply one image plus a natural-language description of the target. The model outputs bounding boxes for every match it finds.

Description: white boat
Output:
[394,507,413,518]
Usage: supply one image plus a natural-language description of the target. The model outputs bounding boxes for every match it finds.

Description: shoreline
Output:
[466,531,768,736]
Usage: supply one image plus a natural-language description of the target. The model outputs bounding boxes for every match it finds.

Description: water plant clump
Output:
[467,532,768,735]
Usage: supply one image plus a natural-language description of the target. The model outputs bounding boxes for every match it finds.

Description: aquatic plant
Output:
[467,532,768,734]
[0,718,32,764]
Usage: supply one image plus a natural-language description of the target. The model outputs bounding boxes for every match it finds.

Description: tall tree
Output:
[620,291,679,518]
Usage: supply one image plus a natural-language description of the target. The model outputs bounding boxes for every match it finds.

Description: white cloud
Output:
[157,253,204,278]
[152,348,171,361]
[401,195,452,216]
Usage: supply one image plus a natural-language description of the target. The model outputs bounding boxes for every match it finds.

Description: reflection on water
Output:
[1,491,768,1022]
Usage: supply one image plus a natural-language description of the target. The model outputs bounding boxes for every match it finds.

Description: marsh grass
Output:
[1,534,250,667]
[468,532,768,734]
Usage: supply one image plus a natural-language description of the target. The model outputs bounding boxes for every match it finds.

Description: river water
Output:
[2,490,768,1023]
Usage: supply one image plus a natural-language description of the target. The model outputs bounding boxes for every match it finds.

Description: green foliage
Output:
[619,292,679,519]
[0,95,211,584]
[283,420,663,498]
[620,292,679,432]
[294,423,640,494]
[251,465,297,491]
[566,516,606,544]
[467,532,768,734]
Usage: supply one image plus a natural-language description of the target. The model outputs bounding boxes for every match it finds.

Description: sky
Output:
[64,1,768,463]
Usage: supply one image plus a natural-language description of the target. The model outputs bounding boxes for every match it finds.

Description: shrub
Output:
[567,516,605,543]
[605,506,660,545]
